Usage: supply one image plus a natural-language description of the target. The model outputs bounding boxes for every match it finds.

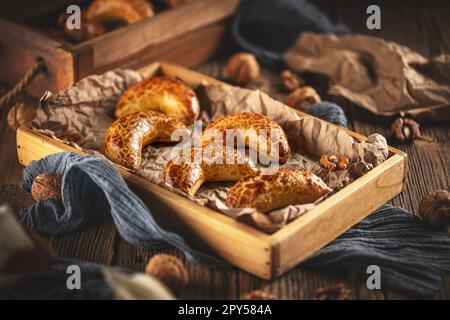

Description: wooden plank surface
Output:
[0,0,449,299]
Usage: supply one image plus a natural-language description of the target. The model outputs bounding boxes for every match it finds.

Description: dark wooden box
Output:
[0,0,239,97]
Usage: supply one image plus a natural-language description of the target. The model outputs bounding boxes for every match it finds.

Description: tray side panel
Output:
[93,21,231,74]
[272,154,406,278]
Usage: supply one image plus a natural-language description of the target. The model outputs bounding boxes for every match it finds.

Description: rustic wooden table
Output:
[0,0,448,299]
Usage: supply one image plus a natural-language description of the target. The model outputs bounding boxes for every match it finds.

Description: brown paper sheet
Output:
[283,32,450,122]
[32,69,388,233]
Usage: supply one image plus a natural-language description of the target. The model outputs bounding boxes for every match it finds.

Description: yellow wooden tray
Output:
[16,61,408,279]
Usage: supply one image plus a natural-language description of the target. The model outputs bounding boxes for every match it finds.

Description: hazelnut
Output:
[241,290,277,300]
[7,102,36,131]
[314,283,351,300]
[280,69,304,92]
[31,173,62,202]
[224,52,260,85]
[390,117,421,143]
[284,86,321,111]
[418,190,450,229]
[145,254,188,295]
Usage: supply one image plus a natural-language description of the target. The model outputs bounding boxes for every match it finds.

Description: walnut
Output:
[280,69,304,92]
[328,155,338,163]
[337,156,350,170]
[31,173,63,202]
[7,102,36,131]
[224,52,260,85]
[313,283,351,300]
[320,155,350,171]
[284,86,321,111]
[145,254,188,295]
[241,290,277,300]
[390,117,421,143]
[320,155,337,170]
[418,190,450,229]
[348,162,373,178]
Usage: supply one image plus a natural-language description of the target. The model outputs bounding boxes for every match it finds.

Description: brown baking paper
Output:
[284,32,450,122]
[32,69,388,233]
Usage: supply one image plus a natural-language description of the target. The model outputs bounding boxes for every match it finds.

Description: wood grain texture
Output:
[0,0,448,299]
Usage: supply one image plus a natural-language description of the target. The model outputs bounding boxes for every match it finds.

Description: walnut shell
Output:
[390,117,421,143]
[31,173,63,202]
[418,190,450,229]
[241,290,277,300]
[145,254,188,295]
[224,52,260,85]
[7,102,36,131]
[284,86,321,111]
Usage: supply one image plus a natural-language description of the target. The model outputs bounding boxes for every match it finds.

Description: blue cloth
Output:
[306,205,450,297]
[305,102,348,128]
[232,0,348,66]
[19,154,228,269]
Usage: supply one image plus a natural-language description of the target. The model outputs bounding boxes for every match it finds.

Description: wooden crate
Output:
[16,62,408,280]
[0,0,239,98]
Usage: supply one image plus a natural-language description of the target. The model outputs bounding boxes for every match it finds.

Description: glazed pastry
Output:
[84,0,154,26]
[163,146,257,197]
[226,168,331,213]
[115,76,200,125]
[104,110,186,170]
[202,112,290,164]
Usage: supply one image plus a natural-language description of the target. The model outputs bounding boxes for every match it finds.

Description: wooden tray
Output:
[0,0,239,98]
[16,61,408,280]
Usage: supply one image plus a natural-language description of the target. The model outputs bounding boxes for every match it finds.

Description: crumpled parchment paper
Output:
[32,69,388,233]
[284,32,450,122]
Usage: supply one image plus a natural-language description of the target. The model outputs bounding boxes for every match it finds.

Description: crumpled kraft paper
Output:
[32,69,388,233]
[283,32,450,121]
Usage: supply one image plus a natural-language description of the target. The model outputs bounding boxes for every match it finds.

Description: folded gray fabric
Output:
[307,204,450,297]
